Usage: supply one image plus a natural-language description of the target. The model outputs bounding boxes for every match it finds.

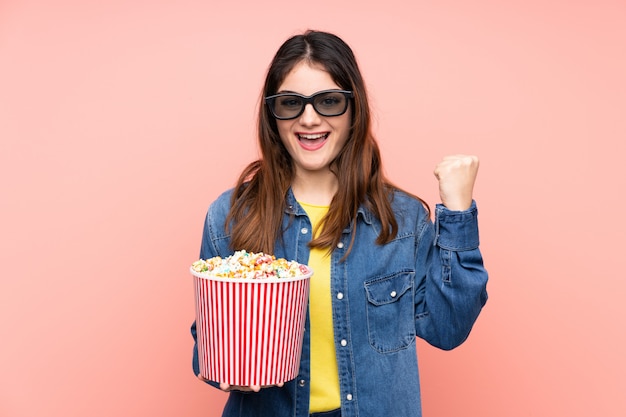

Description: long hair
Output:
[225,30,428,258]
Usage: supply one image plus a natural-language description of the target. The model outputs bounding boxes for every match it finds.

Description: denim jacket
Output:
[191,187,488,417]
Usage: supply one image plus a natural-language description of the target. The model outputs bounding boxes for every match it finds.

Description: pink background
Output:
[1,0,625,416]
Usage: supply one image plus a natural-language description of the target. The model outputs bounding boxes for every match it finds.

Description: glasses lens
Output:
[272,95,304,119]
[313,92,348,116]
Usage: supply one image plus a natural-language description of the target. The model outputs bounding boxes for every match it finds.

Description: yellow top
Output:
[299,201,341,413]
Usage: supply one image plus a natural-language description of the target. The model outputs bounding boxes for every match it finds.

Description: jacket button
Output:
[301,228,308,234]
[337,242,344,249]
[337,292,344,300]
[340,339,347,347]
[346,394,353,401]
[390,290,397,298]
[298,379,306,387]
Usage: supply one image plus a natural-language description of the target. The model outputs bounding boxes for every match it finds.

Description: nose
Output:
[298,103,321,126]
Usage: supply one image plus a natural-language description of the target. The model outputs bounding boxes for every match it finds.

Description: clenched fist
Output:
[434,155,480,211]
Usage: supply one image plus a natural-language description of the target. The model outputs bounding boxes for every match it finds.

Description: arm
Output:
[191,196,284,392]
[191,209,221,389]
[414,155,488,349]
[414,201,488,349]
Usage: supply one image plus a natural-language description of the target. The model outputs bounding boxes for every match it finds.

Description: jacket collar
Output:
[284,187,374,228]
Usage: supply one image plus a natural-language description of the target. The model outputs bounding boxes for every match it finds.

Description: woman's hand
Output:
[434,155,480,211]
[197,374,284,392]
[218,382,284,392]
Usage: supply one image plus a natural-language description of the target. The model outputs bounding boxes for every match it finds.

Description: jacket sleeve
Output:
[190,204,223,389]
[414,200,488,350]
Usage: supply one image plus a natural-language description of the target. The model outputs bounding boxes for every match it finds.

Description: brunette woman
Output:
[192,30,488,417]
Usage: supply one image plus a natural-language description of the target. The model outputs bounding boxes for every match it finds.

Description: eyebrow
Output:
[274,89,341,95]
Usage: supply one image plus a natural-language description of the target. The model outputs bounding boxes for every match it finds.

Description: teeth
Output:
[298,133,327,140]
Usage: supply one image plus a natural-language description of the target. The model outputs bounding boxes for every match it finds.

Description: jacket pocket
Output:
[364,271,415,353]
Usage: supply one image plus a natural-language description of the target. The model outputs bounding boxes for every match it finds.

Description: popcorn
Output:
[191,250,309,279]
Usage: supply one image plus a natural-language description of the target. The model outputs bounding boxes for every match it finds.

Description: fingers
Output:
[434,154,480,211]
[218,382,283,392]
[198,375,285,392]
[219,382,260,392]
[434,155,479,179]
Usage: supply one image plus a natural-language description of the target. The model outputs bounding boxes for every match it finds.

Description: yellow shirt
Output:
[299,201,341,413]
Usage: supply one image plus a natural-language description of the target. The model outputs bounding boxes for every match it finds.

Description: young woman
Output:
[191,30,488,417]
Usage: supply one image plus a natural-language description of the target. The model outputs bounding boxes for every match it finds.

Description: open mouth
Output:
[297,133,329,150]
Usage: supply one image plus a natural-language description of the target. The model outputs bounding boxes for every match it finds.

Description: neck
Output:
[291,169,337,206]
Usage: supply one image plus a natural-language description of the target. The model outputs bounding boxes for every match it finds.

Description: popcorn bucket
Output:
[191,268,312,386]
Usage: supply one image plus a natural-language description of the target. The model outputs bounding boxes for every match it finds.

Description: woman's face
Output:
[275,61,351,177]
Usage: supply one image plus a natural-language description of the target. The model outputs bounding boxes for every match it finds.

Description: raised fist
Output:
[433,155,480,211]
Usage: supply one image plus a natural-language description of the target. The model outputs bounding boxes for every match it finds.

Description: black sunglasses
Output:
[265,89,353,120]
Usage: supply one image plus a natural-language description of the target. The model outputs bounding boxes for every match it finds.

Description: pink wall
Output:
[1,0,625,416]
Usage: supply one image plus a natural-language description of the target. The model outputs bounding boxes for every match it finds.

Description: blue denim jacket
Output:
[191,188,488,417]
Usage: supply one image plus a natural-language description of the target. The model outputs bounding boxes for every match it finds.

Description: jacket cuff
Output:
[434,201,480,251]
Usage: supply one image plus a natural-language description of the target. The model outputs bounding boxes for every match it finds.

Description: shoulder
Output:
[390,188,428,213]
[206,188,235,223]
[387,188,431,233]
[211,188,235,208]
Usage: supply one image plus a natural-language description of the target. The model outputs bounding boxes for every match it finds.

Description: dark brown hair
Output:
[225,30,428,258]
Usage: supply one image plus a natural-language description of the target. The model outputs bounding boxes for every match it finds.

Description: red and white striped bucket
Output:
[192,268,312,386]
